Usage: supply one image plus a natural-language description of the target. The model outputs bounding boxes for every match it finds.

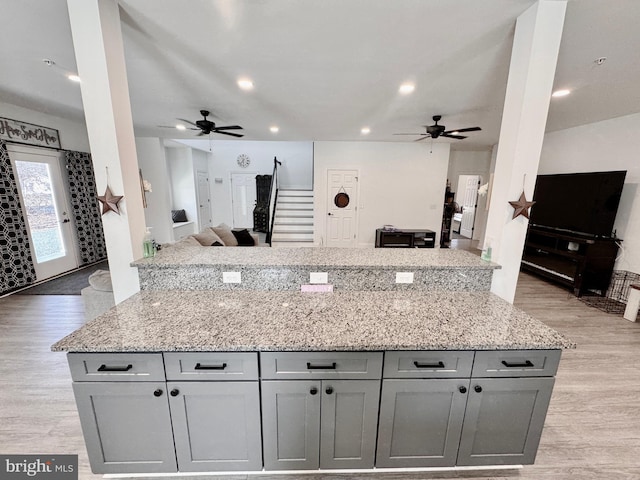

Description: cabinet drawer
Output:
[472,350,561,378]
[164,352,258,381]
[261,352,383,380]
[383,351,474,378]
[68,353,165,382]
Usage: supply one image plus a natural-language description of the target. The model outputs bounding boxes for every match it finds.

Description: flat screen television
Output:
[530,170,626,238]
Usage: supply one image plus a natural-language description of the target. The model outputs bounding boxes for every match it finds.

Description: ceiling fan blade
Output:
[441,133,467,140]
[214,125,243,131]
[444,127,481,134]
[393,133,426,136]
[197,131,207,136]
[214,130,244,138]
[414,136,431,142]
[176,118,199,127]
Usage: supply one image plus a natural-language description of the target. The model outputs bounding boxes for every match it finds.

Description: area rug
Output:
[17,260,109,295]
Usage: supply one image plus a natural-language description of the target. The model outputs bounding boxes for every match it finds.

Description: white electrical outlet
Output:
[223,272,242,284]
[395,272,414,284]
[310,272,328,284]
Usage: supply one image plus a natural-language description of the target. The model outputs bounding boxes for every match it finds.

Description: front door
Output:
[8,144,78,280]
[456,175,480,239]
[231,173,257,229]
[196,170,211,229]
[326,169,358,247]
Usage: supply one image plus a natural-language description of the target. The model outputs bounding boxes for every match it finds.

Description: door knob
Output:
[327,212,333,216]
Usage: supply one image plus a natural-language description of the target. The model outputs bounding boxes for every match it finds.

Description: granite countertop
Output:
[133,246,500,270]
[52,290,574,353]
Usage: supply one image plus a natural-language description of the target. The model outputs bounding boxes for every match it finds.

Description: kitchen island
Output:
[53,287,573,475]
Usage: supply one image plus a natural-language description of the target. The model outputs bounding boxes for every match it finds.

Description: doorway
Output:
[8,144,79,281]
[196,170,212,229]
[231,173,257,229]
[325,169,359,247]
[456,175,481,239]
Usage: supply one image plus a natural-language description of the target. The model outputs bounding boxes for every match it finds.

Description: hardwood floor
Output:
[1,274,639,479]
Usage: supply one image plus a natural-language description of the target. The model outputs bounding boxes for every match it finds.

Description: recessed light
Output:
[67,74,81,83]
[238,78,254,90]
[552,89,571,97]
[361,127,371,135]
[399,83,415,95]
[270,126,279,133]
[176,124,186,131]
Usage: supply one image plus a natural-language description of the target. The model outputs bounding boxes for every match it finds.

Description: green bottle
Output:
[143,227,155,258]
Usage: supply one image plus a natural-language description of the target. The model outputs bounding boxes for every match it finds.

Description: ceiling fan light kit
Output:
[160,110,244,137]
[394,115,481,141]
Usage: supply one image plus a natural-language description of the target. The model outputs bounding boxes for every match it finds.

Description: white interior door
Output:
[8,144,79,281]
[231,173,257,229]
[456,175,481,239]
[196,170,211,229]
[326,169,358,247]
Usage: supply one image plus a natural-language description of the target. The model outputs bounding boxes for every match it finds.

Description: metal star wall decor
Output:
[509,191,536,220]
[97,185,124,216]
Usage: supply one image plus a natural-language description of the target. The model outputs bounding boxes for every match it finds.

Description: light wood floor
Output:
[1,274,639,480]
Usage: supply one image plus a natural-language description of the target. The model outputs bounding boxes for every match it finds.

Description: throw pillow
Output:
[232,228,256,246]
[212,241,224,246]
[212,224,238,246]
[171,209,188,223]
[88,270,113,292]
[193,229,226,247]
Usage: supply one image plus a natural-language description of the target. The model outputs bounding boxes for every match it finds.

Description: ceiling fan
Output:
[161,110,244,137]
[394,115,481,140]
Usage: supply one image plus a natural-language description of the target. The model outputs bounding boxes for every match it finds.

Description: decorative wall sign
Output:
[0,117,61,149]
[334,187,350,208]
[509,191,536,220]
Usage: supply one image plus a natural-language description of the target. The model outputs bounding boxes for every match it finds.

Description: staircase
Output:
[271,189,314,247]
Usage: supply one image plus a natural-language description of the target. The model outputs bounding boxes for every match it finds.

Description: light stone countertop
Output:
[133,246,500,270]
[52,290,574,353]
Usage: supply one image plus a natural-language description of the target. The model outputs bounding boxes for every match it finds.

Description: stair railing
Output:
[266,157,281,245]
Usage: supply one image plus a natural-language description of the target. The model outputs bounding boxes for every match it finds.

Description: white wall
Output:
[540,112,640,274]
[195,140,313,226]
[166,146,199,230]
[135,137,173,244]
[1,102,89,152]
[447,149,492,243]
[313,141,450,247]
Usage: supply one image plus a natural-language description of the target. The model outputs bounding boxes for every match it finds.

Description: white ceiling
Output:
[1,0,639,150]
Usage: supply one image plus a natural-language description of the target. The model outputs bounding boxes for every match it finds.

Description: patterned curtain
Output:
[0,140,36,294]
[64,151,107,265]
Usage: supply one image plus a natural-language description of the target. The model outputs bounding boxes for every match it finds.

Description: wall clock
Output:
[237,154,251,168]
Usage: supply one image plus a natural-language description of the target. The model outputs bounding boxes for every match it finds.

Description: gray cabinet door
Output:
[376,379,469,467]
[457,377,555,466]
[168,381,262,472]
[261,380,321,470]
[72,382,177,474]
[320,380,380,469]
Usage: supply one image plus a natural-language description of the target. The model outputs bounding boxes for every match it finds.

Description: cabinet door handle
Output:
[325,387,334,395]
[501,360,534,368]
[170,389,180,397]
[459,386,467,394]
[474,385,482,393]
[153,389,164,397]
[306,362,337,370]
[194,362,227,370]
[97,364,133,372]
[310,387,318,395]
[413,361,445,369]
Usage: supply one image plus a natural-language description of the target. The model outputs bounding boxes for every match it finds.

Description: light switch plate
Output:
[395,272,414,284]
[223,272,242,283]
[310,272,329,284]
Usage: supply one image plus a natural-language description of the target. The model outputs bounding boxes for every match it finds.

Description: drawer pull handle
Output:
[501,360,534,368]
[194,362,227,370]
[413,361,445,369]
[97,364,133,372]
[306,362,337,370]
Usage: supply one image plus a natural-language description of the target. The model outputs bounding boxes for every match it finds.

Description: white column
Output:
[66,0,144,303]
[485,0,567,303]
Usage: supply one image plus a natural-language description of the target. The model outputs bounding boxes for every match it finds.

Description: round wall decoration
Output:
[334,188,350,208]
[237,154,251,168]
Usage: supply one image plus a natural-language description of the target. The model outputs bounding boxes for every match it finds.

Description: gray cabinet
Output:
[168,381,262,471]
[376,379,470,467]
[456,377,555,466]
[261,380,380,470]
[72,382,177,474]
